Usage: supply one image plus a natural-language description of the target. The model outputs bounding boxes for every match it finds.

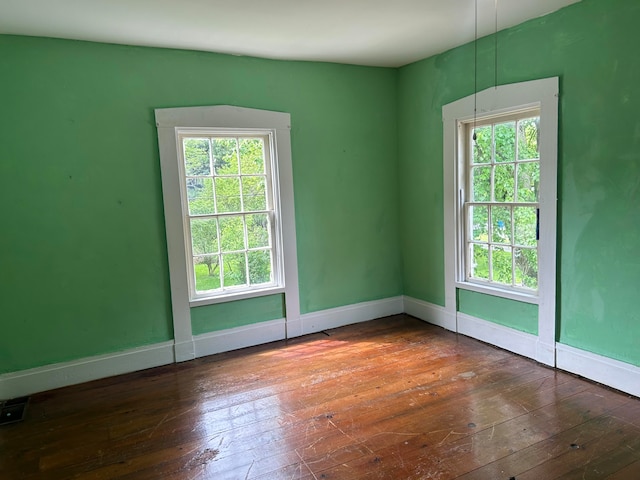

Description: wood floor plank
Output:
[306,388,632,480]
[515,419,640,479]
[606,459,640,479]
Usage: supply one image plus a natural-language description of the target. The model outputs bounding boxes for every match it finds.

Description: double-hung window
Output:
[179,132,281,299]
[464,111,540,292]
[444,77,558,308]
[443,77,558,366]
[156,106,299,316]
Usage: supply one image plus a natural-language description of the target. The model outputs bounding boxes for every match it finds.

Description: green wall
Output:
[458,291,538,335]
[191,295,285,335]
[398,0,640,366]
[0,36,401,374]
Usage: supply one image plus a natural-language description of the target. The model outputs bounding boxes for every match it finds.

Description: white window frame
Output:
[443,78,558,366]
[177,129,283,302]
[156,106,300,361]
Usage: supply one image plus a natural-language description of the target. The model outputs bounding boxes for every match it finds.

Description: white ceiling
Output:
[0,0,580,67]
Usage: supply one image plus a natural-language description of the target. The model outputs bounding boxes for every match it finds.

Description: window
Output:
[463,111,540,292]
[156,106,300,315]
[179,132,281,299]
[443,77,558,307]
[443,77,558,366]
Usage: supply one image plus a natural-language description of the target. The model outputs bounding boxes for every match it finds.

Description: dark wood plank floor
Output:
[1,315,639,479]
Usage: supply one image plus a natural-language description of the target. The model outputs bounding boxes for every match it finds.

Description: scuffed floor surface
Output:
[1,315,639,479]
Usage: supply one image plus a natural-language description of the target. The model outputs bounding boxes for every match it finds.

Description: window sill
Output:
[455,281,539,305]
[189,286,285,307]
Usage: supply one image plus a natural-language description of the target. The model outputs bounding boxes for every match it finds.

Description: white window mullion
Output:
[511,205,516,286]
[242,214,250,285]
[490,125,496,202]
[514,163,519,202]
[244,252,250,286]
[208,138,218,215]
[487,205,493,282]
[238,175,245,212]
[464,202,471,278]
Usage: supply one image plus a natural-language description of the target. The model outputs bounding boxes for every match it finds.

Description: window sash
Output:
[462,110,540,294]
[177,131,282,300]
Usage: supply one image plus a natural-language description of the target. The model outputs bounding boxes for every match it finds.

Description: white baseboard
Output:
[174,340,196,363]
[5,297,637,401]
[403,296,456,331]
[457,312,539,361]
[0,341,175,400]
[288,296,404,337]
[556,343,640,398]
[193,318,286,358]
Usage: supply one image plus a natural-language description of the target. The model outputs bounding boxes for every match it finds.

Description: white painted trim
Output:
[556,343,640,398]
[174,340,196,363]
[156,120,194,361]
[442,78,559,366]
[0,342,174,400]
[402,296,456,331]
[287,297,404,337]
[193,318,286,358]
[155,105,301,358]
[189,286,285,307]
[455,281,539,305]
[457,312,539,362]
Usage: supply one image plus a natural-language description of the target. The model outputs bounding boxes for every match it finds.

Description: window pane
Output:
[248,250,272,285]
[494,122,516,163]
[240,138,265,174]
[517,161,540,202]
[470,243,489,281]
[183,138,211,176]
[471,166,491,201]
[492,246,513,285]
[247,213,270,248]
[514,207,537,246]
[190,218,218,254]
[472,125,492,164]
[518,118,540,160]
[242,176,267,211]
[515,248,538,289]
[215,177,241,213]
[470,205,488,241]
[494,164,515,202]
[194,256,220,292]
[219,215,245,252]
[491,206,512,244]
[212,138,239,175]
[222,253,247,287]
[187,177,215,215]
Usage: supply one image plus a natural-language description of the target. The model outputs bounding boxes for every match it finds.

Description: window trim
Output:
[443,78,558,366]
[156,106,300,361]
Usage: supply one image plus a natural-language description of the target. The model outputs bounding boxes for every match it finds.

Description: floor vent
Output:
[0,397,30,425]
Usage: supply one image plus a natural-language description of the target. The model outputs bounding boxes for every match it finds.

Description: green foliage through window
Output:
[182,135,274,294]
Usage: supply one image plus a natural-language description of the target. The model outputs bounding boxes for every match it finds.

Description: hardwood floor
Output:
[1,315,639,479]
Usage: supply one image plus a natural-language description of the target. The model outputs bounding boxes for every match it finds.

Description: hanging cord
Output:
[473,0,478,141]
[494,0,498,88]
